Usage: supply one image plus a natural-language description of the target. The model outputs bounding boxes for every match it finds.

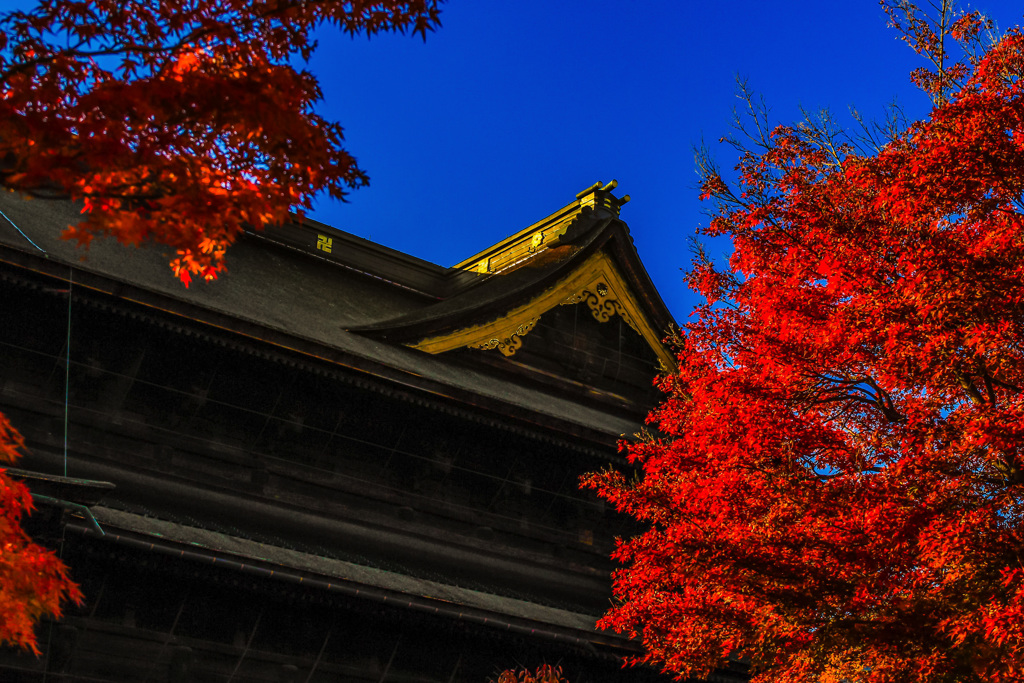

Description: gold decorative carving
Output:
[410,251,675,369]
[469,317,540,356]
[561,280,641,333]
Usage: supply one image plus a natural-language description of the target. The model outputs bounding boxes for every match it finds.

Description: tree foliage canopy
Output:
[584,4,1024,682]
[0,0,441,284]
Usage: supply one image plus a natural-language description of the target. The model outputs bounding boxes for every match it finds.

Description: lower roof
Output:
[80,506,629,649]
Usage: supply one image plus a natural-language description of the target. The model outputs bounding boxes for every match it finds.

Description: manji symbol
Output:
[317,235,333,254]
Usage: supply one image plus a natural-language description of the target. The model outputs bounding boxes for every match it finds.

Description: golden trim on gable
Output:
[410,251,675,368]
[561,281,641,334]
[468,317,540,356]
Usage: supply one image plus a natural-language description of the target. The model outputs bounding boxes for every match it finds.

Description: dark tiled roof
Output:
[0,193,641,441]
[351,213,615,342]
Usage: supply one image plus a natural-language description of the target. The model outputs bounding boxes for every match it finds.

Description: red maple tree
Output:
[0,415,82,654]
[584,4,1024,683]
[0,0,441,285]
[0,0,441,653]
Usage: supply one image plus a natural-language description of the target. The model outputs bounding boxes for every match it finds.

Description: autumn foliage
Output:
[0,0,441,285]
[494,665,566,683]
[0,415,82,654]
[584,4,1024,683]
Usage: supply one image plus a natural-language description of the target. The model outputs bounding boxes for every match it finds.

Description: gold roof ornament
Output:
[352,182,676,371]
[412,250,674,369]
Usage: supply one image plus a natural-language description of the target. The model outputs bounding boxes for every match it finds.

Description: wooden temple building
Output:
[0,182,748,682]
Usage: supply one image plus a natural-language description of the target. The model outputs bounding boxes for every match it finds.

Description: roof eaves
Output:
[71,509,635,651]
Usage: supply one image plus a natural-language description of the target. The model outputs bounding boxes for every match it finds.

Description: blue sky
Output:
[303,0,1023,320]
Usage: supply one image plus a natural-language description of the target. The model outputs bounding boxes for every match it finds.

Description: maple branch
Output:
[992,456,1024,485]
[811,467,883,481]
[0,0,439,84]
[0,29,216,84]
[935,0,952,101]
[850,99,910,152]
[864,377,905,423]
[795,372,906,424]
[955,368,986,405]
[797,107,853,171]
[986,372,1021,394]
[729,77,774,153]
[980,366,997,406]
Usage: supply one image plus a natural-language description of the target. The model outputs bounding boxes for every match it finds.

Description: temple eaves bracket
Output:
[465,280,640,357]
[560,281,641,335]
[469,317,539,357]
[409,251,675,368]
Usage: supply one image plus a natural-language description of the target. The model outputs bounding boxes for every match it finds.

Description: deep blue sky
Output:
[303,1,1023,320]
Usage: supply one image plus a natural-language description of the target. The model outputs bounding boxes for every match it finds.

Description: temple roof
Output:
[0,181,676,447]
[351,186,675,368]
[0,183,686,656]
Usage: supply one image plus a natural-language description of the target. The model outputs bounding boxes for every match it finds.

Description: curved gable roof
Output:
[351,183,677,369]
